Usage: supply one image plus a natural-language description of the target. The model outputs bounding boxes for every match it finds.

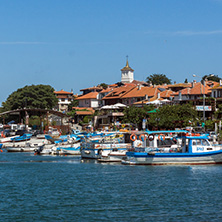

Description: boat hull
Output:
[6,147,36,152]
[81,143,130,159]
[122,151,222,165]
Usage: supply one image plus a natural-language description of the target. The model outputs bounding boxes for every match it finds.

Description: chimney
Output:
[179,91,182,100]
[157,92,160,99]
[192,81,196,88]
[137,84,141,90]
[220,79,222,86]
[174,81,176,84]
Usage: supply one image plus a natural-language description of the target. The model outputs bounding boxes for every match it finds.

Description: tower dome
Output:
[121,57,134,83]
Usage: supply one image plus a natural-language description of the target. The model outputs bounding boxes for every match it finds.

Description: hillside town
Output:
[53,59,222,131]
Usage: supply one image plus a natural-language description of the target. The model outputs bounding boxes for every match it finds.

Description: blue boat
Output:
[122,133,222,165]
[10,133,32,142]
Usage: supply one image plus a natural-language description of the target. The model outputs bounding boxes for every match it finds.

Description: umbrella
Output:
[114,103,127,108]
[146,100,161,105]
[161,99,171,103]
[101,105,118,109]
[147,109,158,113]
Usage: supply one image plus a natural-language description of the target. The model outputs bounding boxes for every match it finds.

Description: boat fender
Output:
[158,134,165,141]
[130,134,137,141]
[20,148,24,152]
[139,134,146,141]
[148,134,154,141]
[98,149,103,155]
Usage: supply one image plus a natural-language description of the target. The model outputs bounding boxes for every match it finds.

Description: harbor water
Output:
[1,152,222,221]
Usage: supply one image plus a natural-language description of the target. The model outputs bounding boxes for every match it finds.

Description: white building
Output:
[54,89,73,112]
[76,92,99,108]
[121,59,134,83]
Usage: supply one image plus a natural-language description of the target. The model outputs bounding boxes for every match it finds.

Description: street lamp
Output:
[192,74,214,129]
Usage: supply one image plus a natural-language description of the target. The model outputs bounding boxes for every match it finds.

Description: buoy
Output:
[158,134,165,141]
[139,134,146,141]
[148,134,154,141]
[130,134,137,141]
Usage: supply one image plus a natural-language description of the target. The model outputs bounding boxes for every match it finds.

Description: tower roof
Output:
[121,59,134,72]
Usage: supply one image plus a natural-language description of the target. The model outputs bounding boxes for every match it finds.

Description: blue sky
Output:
[1,0,222,105]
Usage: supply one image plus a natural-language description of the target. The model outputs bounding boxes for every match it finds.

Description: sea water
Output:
[1,152,222,222]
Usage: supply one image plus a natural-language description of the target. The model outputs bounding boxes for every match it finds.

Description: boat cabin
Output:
[181,135,219,153]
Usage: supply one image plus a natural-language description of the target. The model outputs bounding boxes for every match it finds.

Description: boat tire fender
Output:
[148,134,154,141]
[139,134,146,141]
[98,149,103,155]
[130,134,137,142]
[158,134,165,141]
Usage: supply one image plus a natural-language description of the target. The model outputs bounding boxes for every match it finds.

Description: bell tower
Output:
[121,56,134,83]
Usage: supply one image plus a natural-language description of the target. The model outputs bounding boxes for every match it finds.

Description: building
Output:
[54,89,73,112]
[102,84,136,105]
[76,92,100,108]
[121,58,134,83]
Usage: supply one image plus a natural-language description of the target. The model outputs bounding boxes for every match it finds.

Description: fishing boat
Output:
[3,134,50,152]
[122,133,222,165]
[54,142,81,155]
[97,130,186,162]
[34,134,81,155]
[81,132,131,159]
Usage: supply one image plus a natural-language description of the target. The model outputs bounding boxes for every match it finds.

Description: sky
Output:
[1,0,222,105]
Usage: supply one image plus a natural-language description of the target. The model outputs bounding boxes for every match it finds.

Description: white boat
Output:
[97,130,183,162]
[81,133,131,159]
[98,149,130,162]
[122,133,222,165]
[55,143,81,155]
[4,137,49,152]
[0,135,19,143]
[34,136,81,155]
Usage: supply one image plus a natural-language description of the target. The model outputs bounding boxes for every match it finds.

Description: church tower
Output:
[121,57,134,83]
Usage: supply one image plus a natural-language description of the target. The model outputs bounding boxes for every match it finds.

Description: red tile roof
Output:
[54,90,73,95]
[167,83,192,88]
[211,82,222,89]
[160,90,174,98]
[178,82,210,95]
[72,107,95,115]
[80,86,102,91]
[121,86,160,98]
[100,88,112,93]
[75,111,94,115]
[57,95,70,99]
[76,92,98,100]
[102,85,136,100]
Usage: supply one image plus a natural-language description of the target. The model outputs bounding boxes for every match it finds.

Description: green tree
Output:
[148,104,197,130]
[202,74,221,82]
[98,83,108,89]
[122,105,154,128]
[146,74,171,85]
[2,84,58,111]
[68,98,79,111]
